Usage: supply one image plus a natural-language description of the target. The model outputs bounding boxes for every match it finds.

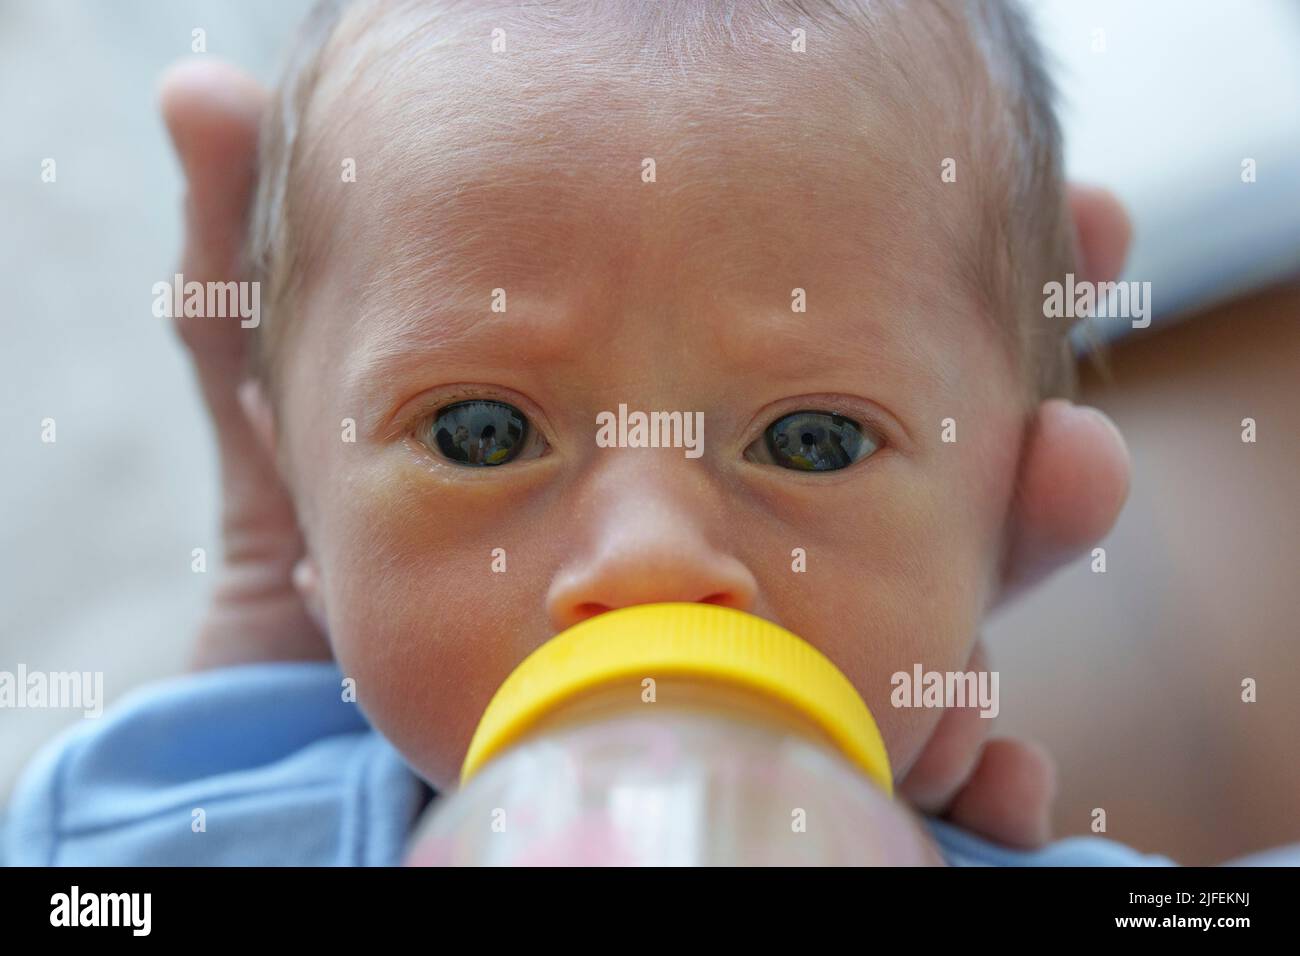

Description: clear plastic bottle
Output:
[407,603,935,866]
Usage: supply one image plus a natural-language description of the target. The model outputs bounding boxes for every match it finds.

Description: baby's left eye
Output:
[415,400,546,466]
[744,411,880,472]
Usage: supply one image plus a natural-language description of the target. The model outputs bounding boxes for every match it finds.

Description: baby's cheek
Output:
[872,464,1018,774]
[868,549,990,778]
[817,481,1002,777]
[310,457,548,789]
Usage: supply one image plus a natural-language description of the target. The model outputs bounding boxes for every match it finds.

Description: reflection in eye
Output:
[745,411,880,472]
[417,400,538,466]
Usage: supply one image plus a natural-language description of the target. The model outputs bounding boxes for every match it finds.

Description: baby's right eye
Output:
[415,400,546,466]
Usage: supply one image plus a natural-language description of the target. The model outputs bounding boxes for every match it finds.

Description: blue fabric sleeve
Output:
[926,817,1177,866]
[2,662,426,866]
[928,817,1300,866]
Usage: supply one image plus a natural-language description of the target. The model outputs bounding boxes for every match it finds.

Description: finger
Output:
[158,62,303,564]
[998,400,1130,602]
[1067,184,1132,285]
[158,61,287,526]
[158,58,267,364]
[944,737,1056,849]
[157,62,328,669]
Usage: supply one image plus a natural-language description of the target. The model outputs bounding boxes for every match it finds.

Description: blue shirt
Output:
[0,662,1226,866]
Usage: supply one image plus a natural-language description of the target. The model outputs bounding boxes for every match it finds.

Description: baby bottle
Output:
[406,602,922,865]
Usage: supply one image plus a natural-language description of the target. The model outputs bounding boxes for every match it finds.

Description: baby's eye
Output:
[415,400,545,466]
[744,411,880,472]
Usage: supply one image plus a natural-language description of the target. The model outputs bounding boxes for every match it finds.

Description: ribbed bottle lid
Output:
[460,602,892,794]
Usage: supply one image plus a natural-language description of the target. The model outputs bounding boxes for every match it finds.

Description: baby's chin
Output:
[376,713,472,794]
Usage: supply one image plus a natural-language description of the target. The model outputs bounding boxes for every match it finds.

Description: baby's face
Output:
[276,22,1027,789]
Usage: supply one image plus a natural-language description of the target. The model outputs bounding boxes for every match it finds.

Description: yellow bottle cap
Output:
[460,602,892,794]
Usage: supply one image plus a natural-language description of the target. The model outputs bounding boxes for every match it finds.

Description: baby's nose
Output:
[544,513,758,631]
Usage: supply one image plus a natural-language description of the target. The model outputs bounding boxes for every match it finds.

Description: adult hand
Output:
[160,59,330,670]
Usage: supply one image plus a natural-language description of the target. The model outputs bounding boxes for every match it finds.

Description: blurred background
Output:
[2,0,1298,864]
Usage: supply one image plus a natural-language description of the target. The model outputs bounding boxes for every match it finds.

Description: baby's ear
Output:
[236,377,331,638]
[237,378,278,459]
[292,557,330,637]
[998,399,1130,603]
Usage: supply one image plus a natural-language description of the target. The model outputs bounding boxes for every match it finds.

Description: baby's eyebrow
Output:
[341,294,586,402]
[343,285,936,421]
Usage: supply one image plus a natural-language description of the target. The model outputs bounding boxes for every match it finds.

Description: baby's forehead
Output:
[300,2,979,317]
